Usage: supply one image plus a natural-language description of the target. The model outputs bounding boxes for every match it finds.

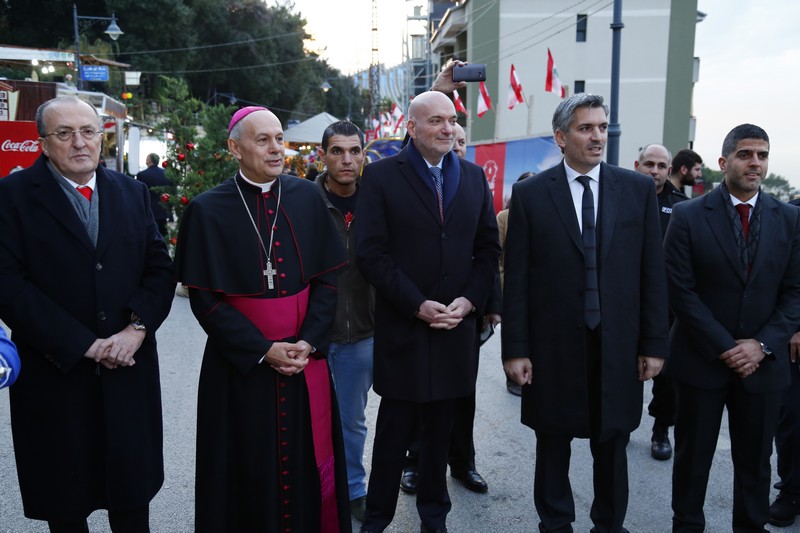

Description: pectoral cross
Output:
[264,260,277,290]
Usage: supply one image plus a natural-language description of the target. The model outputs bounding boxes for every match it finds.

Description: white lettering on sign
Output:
[1,139,39,152]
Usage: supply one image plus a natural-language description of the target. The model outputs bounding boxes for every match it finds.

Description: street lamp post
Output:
[73,3,123,91]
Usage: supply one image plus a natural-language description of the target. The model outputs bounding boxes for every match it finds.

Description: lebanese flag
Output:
[507,64,525,109]
[453,89,468,115]
[545,48,566,98]
[477,81,492,117]
[390,103,405,134]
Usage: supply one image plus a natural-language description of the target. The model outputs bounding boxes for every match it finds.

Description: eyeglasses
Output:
[45,128,103,142]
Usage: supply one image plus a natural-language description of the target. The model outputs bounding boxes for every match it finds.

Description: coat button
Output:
[98,312,107,321]
[95,262,103,271]
[277,258,284,263]
[441,273,448,280]
[441,232,448,240]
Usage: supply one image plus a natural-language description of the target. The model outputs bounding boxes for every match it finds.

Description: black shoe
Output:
[651,424,672,461]
[506,378,522,396]
[769,492,800,527]
[400,467,418,493]
[451,468,488,493]
[420,524,448,533]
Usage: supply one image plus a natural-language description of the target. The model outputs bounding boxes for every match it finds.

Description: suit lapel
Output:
[95,168,118,258]
[398,149,443,225]
[705,188,747,283]
[598,163,619,266]
[748,194,776,282]
[30,163,95,254]
[547,163,583,252]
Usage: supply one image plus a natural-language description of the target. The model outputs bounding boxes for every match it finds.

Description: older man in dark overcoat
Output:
[0,95,174,532]
[356,91,499,533]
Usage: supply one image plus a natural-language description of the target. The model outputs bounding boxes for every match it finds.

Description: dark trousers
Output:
[672,382,781,532]
[363,397,456,532]
[534,326,631,533]
[48,507,150,533]
[648,372,678,427]
[775,361,800,496]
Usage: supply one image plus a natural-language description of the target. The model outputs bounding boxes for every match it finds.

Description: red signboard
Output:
[473,142,507,214]
[0,121,40,177]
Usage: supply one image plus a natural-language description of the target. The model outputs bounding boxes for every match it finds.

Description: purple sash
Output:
[224,287,340,532]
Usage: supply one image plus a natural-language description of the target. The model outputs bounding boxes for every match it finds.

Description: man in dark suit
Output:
[0,95,175,532]
[356,91,499,533]
[136,153,172,237]
[502,93,668,533]
[665,123,800,532]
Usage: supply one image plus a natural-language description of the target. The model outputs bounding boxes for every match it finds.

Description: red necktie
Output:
[77,185,92,202]
[736,203,751,240]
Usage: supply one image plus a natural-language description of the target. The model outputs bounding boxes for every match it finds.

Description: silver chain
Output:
[235,175,282,273]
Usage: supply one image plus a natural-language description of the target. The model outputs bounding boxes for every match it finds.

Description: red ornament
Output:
[169,237,177,245]
[177,153,186,162]
[180,195,189,205]
[161,160,168,168]
[186,142,195,151]
[161,193,171,203]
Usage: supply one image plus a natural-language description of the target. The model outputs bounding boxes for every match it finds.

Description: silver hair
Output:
[551,93,608,135]
[229,120,244,141]
[35,95,99,137]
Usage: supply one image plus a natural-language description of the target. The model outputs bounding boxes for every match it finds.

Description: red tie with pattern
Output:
[736,203,750,240]
[77,185,92,202]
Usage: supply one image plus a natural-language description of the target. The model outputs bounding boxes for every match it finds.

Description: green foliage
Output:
[154,77,239,244]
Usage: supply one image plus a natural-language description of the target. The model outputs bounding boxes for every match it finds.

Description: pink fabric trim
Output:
[222,289,340,531]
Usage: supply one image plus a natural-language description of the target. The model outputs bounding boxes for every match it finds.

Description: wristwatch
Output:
[759,341,772,357]
[130,313,146,331]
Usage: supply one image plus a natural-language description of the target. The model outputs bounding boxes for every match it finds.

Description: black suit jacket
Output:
[136,164,172,221]
[502,161,668,437]
[356,145,499,403]
[664,186,800,393]
[0,155,174,518]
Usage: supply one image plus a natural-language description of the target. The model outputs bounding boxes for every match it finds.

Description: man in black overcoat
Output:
[356,91,499,533]
[0,95,175,532]
[135,152,172,237]
[502,93,668,533]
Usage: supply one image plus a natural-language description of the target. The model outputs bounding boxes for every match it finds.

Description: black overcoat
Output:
[502,161,668,437]
[356,145,499,402]
[0,155,175,520]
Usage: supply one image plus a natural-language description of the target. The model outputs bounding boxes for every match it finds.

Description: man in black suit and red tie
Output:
[502,93,669,533]
[356,90,499,533]
[665,123,800,532]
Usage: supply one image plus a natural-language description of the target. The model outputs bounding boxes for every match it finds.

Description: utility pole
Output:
[607,0,624,165]
[369,0,381,125]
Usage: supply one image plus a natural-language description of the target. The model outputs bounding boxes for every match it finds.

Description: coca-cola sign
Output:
[0,121,41,176]
[2,139,39,152]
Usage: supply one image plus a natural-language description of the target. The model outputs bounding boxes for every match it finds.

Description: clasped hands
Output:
[417,297,473,330]
[720,338,765,379]
[84,325,146,369]
[265,340,313,376]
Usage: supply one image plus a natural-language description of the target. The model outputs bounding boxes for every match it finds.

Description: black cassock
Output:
[175,174,350,533]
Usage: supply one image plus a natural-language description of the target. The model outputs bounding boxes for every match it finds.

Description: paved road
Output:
[0,295,797,532]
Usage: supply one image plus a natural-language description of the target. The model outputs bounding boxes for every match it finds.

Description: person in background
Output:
[668,148,703,196]
[136,153,172,237]
[0,326,20,389]
[496,171,534,396]
[314,120,375,522]
[633,143,687,461]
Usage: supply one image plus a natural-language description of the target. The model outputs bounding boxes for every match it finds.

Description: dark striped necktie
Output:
[577,175,600,329]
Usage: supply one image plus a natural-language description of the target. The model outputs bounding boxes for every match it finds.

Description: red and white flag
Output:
[477,81,492,117]
[545,48,565,98]
[453,89,468,115]
[390,103,405,134]
[507,64,525,109]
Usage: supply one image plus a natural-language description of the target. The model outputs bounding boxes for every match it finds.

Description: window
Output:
[574,80,585,93]
[576,14,587,42]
